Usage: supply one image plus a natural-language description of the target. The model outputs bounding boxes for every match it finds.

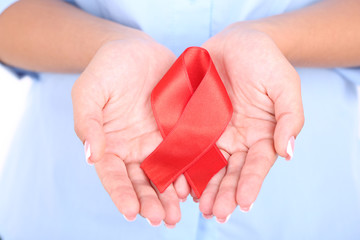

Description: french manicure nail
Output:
[123,215,136,222]
[165,223,176,229]
[180,197,187,202]
[286,136,295,161]
[202,213,213,219]
[215,214,231,224]
[146,218,162,227]
[84,141,93,165]
[240,203,254,213]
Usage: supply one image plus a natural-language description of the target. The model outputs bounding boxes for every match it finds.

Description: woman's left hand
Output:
[198,23,305,221]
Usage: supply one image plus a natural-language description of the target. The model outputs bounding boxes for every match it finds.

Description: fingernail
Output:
[146,218,162,227]
[202,213,213,219]
[84,140,93,165]
[215,214,231,224]
[193,198,199,203]
[286,136,295,161]
[165,223,176,229]
[240,203,254,213]
[123,215,136,222]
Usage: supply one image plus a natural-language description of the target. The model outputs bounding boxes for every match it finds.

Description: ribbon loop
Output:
[141,47,233,198]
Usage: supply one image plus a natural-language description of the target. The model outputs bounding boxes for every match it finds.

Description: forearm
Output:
[0,0,149,73]
[244,0,360,67]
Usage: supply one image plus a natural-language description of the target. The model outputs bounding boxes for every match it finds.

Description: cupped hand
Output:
[199,24,304,221]
[72,39,188,227]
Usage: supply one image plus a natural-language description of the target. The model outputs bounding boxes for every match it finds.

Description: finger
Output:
[152,184,181,228]
[213,152,246,221]
[95,153,139,221]
[267,68,304,160]
[126,162,165,226]
[173,174,190,201]
[198,167,226,219]
[190,188,198,202]
[236,138,277,211]
[71,73,106,164]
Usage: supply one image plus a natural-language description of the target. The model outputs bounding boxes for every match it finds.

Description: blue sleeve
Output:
[0,64,38,79]
[64,0,77,5]
[335,68,360,86]
[0,0,17,14]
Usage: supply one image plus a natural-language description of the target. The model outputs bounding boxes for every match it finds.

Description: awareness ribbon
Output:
[141,47,233,198]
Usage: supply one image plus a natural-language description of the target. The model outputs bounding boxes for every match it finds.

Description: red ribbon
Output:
[141,47,233,198]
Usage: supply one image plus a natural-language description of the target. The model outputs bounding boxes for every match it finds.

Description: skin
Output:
[0,0,360,227]
[72,40,183,226]
[197,0,360,220]
[199,28,304,221]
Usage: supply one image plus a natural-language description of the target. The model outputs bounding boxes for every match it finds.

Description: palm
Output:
[216,43,277,157]
[101,48,164,164]
[199,29,303,221]
[72,40,183,226]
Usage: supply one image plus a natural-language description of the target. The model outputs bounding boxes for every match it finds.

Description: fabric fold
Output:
[141,47,233,198]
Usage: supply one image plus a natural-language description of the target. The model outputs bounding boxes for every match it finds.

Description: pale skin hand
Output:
[0,0,191,226]
[199,26,304,221]
[197,0,360,221]
[72,39,187,227]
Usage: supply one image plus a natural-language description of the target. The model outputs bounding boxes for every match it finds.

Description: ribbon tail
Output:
[184,145,227,198]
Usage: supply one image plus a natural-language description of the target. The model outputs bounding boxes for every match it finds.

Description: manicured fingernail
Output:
[146,218,162,227]
[84,141,93,165]
[286,136,295,161]
[215,214,231,224]
[180,197,187,202]
[165,223,176,229]
[193,198,199,203]
[123,215,136,222]
[202,213,213,219]
[240,203,254,213]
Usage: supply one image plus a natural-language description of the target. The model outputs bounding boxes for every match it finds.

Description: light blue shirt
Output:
[0,1,359,239]
[0,0,16,14]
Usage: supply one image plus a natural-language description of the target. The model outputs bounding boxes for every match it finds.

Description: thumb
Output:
[268,70,305,160]
[71,75,106,164]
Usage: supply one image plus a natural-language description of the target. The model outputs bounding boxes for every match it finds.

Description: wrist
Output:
[90,35,173,74]
[226,20,294,63]
[82,24,161,73]
[101,24,153,45]
[92,24,153,57]
[98,36,166,59]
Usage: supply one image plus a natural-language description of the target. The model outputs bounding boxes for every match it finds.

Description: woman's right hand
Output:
[71,39,186,227]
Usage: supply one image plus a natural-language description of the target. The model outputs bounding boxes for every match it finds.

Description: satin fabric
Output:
[141,47,232,197]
